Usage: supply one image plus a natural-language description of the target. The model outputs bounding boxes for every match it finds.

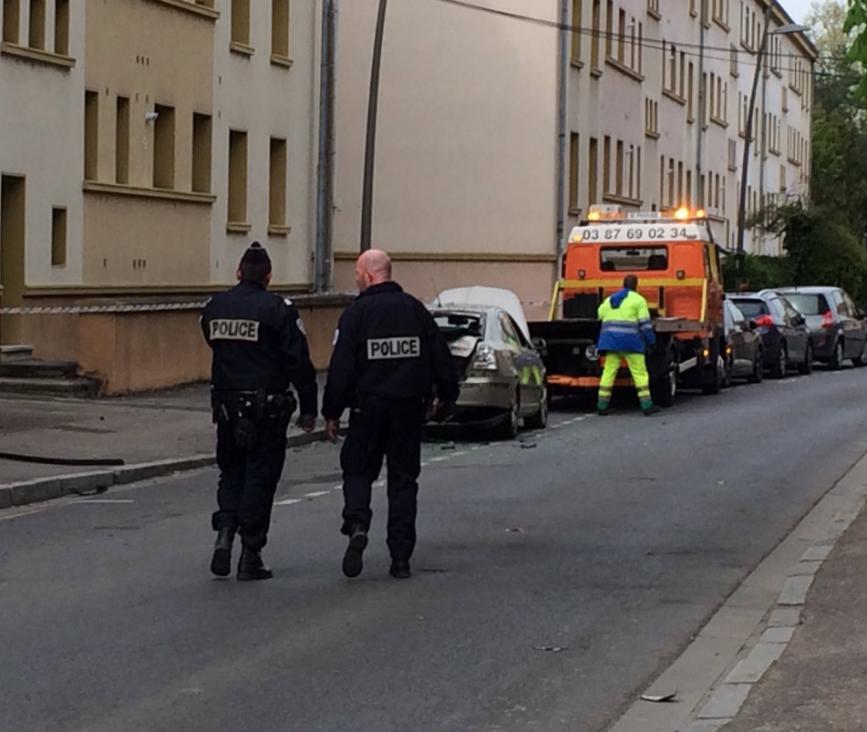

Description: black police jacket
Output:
[322,281,459,420]
[201,281,317,416]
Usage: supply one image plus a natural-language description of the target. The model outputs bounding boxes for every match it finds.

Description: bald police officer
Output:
[323,249,459,580]
[201,243,317,580]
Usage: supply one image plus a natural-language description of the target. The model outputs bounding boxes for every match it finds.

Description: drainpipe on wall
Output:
[315,0,337,292]
[555,0,569,277]
[759,31,768,255]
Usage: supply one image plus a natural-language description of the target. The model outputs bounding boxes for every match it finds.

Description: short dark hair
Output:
[623,274,638,290]
[239,242,272,284]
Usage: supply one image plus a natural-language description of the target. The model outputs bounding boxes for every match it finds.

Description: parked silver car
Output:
[429,288,547,439]
[771,287,867,369]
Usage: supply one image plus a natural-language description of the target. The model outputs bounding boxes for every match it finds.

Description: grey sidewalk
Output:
[0,375,328,507]
[722,498,867,732]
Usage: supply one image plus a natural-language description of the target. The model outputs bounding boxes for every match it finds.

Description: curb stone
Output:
[0,428,330,509]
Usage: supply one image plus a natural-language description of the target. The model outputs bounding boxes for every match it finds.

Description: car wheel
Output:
[525,388,548,429]
[798,342,813,375]
[829,339,844,371]
[853,342,867,368]
[495,391,521,440]
[748,349,764,384]
[770,343,787,379]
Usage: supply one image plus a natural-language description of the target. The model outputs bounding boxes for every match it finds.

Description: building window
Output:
[272,0,290,60]
[647,0,659,17]
[588,137,598,204]
[51,206,66,267]
[569,132,580,212]
[686,170,692,206]
[687,62,694,121]
[269,137,287,228]
[662,42,684,102]
[645,97,658,137]
[152,104,175,190]
[728,138,737,170]
[617,8,625,63]
[605,0,613,60]
[730,45,738,77]
[571,0,581,64]
[603,135,611,193]
[615,139,624,195]
[228,129,248,225]
[115,96,130,185]
[3,0,19,43]
[84,90,99,181]
[28,0,45,49]
[591,0,600,70]
[54,0,69,55]
[231,0,250,47]
[192,113,212,193]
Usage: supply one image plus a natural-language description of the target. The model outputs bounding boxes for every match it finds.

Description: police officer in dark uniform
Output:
[322,249,459,580]
[201,243,317,581]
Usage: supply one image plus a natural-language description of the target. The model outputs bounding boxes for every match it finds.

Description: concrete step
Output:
[0,345,34,363]
[0,359,79,379]
[0,376,101,398]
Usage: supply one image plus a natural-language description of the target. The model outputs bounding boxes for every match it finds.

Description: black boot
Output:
[643,405,661,416]
[210,528,235,577]
[237,546,273,581]
[389,559,411,579]
[342,526,368,578]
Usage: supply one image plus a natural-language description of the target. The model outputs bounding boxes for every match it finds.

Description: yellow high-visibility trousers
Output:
[597,352,653,411]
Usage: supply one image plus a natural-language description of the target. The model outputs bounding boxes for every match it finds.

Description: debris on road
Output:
[640,690,678,703]
[533,646,566,653]
[506,527,525,533]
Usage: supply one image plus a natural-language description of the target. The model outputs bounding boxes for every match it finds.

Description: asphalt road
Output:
[2,366,867,732]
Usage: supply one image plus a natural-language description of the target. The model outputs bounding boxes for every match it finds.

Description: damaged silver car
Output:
[429,287,547,439]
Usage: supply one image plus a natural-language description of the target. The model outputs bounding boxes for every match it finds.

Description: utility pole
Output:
[360,0,388,252]
[696,0,706,207]
[315,0,337,292]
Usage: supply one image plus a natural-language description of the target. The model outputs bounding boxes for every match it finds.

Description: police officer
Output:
[322,249,458,580]
[201,243,318,580]
[596,274,660,416]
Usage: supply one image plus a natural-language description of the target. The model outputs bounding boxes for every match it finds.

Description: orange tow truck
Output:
[528,205,726,407]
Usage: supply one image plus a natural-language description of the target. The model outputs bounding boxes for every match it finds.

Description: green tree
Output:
[845,0,867,99]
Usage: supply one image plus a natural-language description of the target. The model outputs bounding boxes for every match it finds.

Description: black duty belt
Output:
[211,388,297,423]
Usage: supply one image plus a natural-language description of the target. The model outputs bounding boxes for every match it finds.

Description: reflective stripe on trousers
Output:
[596,352,653,410]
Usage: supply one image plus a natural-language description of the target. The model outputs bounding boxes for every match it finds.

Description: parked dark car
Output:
[772,287,867,369]
[728,292,812,378]
[722,299,764,386]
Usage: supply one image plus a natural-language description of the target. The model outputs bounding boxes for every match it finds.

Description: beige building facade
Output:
[0,0,335,391]
[335,0,816,316]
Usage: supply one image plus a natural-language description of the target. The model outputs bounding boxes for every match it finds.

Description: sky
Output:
[782,0,812,23]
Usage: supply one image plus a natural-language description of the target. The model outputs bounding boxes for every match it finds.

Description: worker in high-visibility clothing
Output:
[596,274,661,416]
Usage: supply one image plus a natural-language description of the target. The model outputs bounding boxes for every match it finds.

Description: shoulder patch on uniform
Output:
[296,317,307,336]
[284,297,294,307]
[332,329,340,346]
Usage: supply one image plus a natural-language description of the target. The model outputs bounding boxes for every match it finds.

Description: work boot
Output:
[643,405,661,416]
[597,407,610,416]
[210,528,235,577]
[237,546,273,581]
[342,526,368,578]
[389,559,411,579]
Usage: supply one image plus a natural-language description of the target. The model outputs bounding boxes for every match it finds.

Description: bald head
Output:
[355,249,392,292]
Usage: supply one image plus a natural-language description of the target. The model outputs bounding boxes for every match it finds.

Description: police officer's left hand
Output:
[296,414,316,433]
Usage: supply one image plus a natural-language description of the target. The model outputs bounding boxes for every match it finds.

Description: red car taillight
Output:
[821,311,835,329]
[754,314,774,328]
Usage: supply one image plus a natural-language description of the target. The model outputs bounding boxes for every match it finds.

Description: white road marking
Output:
[75,499,135,504]
[275,498,302,506]
[429,457,450,463]
[304,491,330,498]
[452,451,468,458]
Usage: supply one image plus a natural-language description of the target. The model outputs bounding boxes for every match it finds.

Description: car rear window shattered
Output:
[433,313,484,341]
[732,300,768,319]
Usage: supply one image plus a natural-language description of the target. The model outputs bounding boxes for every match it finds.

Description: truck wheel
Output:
[701,354,723,395]
[651,356,677,408]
